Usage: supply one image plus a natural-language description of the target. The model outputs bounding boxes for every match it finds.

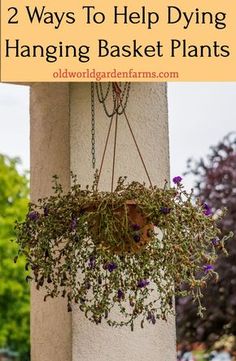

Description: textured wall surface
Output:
[30,83,72,361]
[70,83,176,361]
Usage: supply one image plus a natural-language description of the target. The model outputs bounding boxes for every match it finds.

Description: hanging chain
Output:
[91,82,130,169]
[96,82,131,118]
[112,82,131,115]
[91,82,96,169]
[91,81,153,189]
[96,82,111,103]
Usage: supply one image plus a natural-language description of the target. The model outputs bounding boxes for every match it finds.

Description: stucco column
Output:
[30,83,72,361]
[70,83,176,361]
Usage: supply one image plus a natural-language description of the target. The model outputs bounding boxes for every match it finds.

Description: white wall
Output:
[70,82,176,361]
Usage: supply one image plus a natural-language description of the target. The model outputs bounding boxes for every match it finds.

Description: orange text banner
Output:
[0,0,235,81]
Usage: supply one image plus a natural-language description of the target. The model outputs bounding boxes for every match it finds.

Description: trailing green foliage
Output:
[0,155,29,358]
[15,173,231,329]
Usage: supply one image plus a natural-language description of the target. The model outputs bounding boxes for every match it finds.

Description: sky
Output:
[0,82,235,187]
[0,83,30,171]
[168,82,236,187]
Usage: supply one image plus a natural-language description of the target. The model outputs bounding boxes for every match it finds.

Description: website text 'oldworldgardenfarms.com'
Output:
[52,68,179,81]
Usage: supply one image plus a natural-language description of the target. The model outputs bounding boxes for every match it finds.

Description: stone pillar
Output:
[30,83,72,361]
[70,83,176,361]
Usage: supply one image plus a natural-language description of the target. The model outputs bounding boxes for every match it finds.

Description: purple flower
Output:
[70,217,77,231]
[212,238,220,246]
[88,257,96,269]
[160,207,171,214]
[137,279,150,288]
[132,224,141,231]
[173,176,182,184]
[133,234,141,243]
[28,211,39,221]
[203,264,214,273]
[107,262,117,273]
[117,289,124,300]
[203,203,212,216]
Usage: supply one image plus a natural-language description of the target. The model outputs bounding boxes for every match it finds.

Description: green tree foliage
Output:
[0,154,29,358]
[176,133,236,346]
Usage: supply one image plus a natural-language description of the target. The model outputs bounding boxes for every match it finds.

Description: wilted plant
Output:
[14,172,232,330]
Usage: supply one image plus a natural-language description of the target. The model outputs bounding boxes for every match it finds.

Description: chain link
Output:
[96,82,131,118]
[90,82,152,187]
[96,83,111,103]
[91,82,96,169]
[90,82,131,170]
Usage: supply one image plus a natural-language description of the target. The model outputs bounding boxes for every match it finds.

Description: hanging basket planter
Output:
[86,198,154,254]
[14,83,232,329]
[15,174,231,329]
